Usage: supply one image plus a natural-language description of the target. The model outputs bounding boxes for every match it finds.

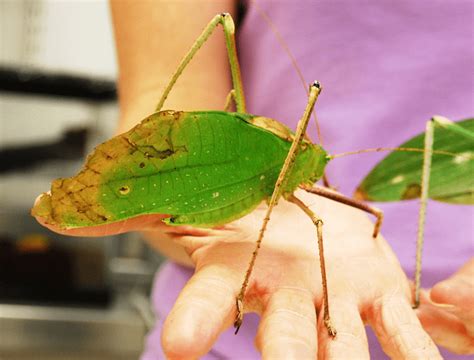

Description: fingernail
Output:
[428,299,456,310]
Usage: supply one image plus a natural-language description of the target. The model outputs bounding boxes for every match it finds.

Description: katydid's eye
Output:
[118,186,130,195]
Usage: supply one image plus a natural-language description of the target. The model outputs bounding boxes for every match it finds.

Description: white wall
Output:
[0,0,117,77]
[0,0,119,209]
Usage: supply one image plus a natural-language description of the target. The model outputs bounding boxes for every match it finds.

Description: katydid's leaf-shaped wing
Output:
[32,110,328,229]
[355,118,474,204]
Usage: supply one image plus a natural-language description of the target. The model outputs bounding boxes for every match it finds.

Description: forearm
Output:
[110,0,237,265]
[110,0,236,132]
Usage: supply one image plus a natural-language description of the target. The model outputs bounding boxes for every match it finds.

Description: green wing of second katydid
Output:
[355,118,474,205]
[32,110,328,229]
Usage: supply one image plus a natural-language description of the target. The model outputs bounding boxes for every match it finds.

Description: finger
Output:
[431,258,474,305]
[318,299,369,359]
[171,229,238,251]
[417,290,474,354]
[161,265,238,359]
[370,295,441,359]
[430,258,474,334]
[256,287,317,360]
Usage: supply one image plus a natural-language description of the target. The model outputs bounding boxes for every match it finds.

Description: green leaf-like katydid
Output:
[30,13,473,337]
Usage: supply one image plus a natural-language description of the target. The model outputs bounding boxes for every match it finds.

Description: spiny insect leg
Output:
[414,116,473,308]
[413,118,434,308]
[156,13,246,113]
[234,82,322,334]
[287,194,336,337]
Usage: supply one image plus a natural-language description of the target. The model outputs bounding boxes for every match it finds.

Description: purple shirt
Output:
[142,1,474,359]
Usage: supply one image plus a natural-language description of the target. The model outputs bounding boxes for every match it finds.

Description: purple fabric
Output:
[141,1,473,359]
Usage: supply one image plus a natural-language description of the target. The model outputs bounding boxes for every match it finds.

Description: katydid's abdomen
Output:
[32,110,329,229]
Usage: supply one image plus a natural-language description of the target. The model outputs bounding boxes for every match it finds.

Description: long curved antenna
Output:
[330,147,459,159]
[251,0,324,146]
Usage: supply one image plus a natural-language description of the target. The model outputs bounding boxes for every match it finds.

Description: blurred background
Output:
[0,1,162,359]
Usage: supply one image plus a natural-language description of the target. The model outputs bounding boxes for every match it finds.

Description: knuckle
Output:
[172,272,236,319]
[378,295,420,330]
[385,324,440,360]
[325,332,369,359]
[258,307,316,346]
[403,346,442,360]
[260,336,316,359]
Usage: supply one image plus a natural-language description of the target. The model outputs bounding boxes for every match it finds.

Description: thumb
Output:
[430,258,474,307]
[430,258,474,335]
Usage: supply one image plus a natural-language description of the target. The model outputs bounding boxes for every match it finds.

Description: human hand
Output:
[34,189,441,358]
[416,258,474,354]
[156,189,440,359]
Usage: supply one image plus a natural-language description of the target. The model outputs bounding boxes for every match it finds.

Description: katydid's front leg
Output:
[233,82,333,335]
[155,13,246,113]
[414,116,474,308]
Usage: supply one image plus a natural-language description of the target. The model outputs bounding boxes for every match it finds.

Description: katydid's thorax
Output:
[32,110,329,228]
[243,114,329,195]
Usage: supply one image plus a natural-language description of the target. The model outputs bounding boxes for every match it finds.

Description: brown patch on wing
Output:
[246,116,295,141]
[402,183,422,200]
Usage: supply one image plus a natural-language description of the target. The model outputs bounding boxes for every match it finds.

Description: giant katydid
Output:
[31,12,473,339]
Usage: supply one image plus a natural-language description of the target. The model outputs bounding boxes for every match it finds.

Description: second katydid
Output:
[31,13,473,337]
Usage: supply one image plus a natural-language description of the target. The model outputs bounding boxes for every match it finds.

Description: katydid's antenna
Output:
[330,147,460,159]
[251,0,324,146]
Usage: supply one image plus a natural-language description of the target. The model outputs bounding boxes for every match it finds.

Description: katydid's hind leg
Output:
[224,89,236,112]
[287,194,337,337]
[413,116,474,309]
[412,115,473,308]
[156,13,246,113]
[413,117,435,308]
[301,184,384,238]
[234,83,322,334]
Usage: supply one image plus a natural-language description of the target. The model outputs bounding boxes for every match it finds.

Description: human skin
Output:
[36,188,442,359]
[416,260,474,354]
[34,0,473,358]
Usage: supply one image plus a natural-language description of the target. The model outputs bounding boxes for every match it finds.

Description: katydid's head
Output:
[311,80,321,90]
[303,142,330,183]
